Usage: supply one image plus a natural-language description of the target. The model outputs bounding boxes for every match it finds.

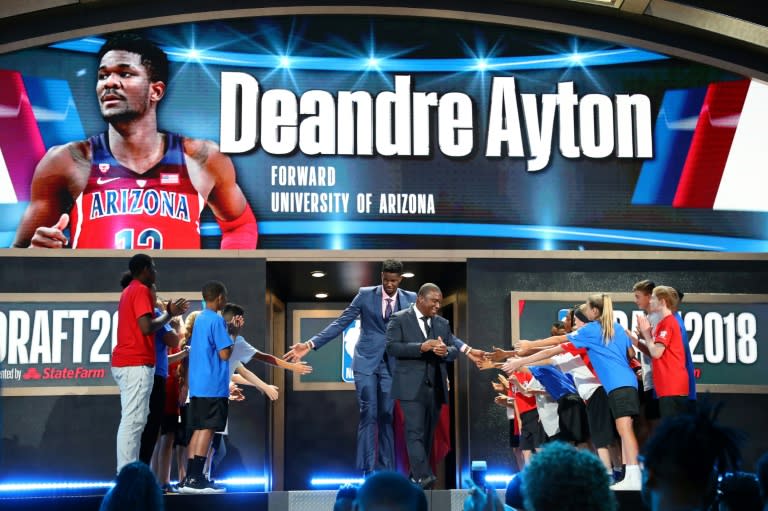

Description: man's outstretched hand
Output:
[283,342,310,362]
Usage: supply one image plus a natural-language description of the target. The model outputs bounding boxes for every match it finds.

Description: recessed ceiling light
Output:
[315,292,329,299]
[310,270,326,278]
[402,272,415,278]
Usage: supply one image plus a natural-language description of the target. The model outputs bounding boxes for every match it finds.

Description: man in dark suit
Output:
[284,260,416,476]
[385,283,459,489]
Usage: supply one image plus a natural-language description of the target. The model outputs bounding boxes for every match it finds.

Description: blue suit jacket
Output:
[309,285,417,375]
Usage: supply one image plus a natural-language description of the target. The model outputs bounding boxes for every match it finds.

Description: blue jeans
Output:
[112,365,154,473]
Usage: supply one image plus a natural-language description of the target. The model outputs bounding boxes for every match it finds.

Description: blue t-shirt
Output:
[529,365,577,400]
[567,320,637,393]
[154,308,174,378]
[676,312,697,400]
[188,309,234,398]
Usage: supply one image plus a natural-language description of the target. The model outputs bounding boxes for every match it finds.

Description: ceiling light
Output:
[315,292,328,299]
[402,272,415,278]
[310,270,326,278]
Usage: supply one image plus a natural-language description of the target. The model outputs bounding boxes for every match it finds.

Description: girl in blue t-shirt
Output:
[567,294,641,490]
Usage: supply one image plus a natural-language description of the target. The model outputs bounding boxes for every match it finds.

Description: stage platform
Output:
[0,489,644,510]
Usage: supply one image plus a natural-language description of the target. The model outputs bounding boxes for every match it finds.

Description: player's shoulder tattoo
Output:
[184,137,218,166]
[66,140,91,169]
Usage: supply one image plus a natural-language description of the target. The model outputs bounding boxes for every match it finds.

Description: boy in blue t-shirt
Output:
[179,281,233,494]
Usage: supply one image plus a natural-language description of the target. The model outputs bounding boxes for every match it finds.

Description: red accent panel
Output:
[394,401,452,477]
[672,80,749,208]
[0,70,46,201]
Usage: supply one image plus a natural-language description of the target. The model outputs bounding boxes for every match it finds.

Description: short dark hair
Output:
[119,271,133,289]
[334,485,358,511]
[382,259,404,274]
[522,441,616,511]
[642,401,743,504]
[355,471,426,511]
[552,320,565,330]
[418,282,441,297]
[128,254,153,276]
[505,473,525,509]
[97,33,169,84]
[99,461,163,511]
[201,280,227,302]
[633,279,655,294]
[222,303,245,318]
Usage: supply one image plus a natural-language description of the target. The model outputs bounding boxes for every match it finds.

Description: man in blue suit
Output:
[284,260,416,476]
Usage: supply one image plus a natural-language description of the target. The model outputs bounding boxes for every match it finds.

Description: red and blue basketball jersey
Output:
[70,132,204,249]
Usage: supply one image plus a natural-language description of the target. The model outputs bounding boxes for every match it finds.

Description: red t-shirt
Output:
[164,346,182,415]
[512,371,537,414]
[651,314,689,397]
[561,341,598,377]
[112,279,154,367]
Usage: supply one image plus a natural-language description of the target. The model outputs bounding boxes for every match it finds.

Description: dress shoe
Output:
[411,474,437,490]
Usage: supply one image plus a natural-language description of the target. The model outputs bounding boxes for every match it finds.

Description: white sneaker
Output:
[610,464,641,491]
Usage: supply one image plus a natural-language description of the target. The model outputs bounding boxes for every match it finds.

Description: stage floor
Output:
[1,489,645,511]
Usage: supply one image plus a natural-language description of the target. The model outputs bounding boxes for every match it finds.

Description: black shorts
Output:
[188,397,228,432]
[659,396,695,418]
[642,389,661,420]
[586,387,618,448]
[174,404,191,447]
[508,419,520,448]
[160,413,179,435]
[556,393,589,444]
[608,386,640,419]
[520,409,546,451]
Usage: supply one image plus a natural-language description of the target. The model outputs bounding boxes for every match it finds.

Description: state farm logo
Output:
[42,367,106,380]
[17,367,107,381]
[22,367,41,380]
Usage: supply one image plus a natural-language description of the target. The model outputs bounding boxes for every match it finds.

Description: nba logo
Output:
[98,163,110,173]
[341,319,361,382]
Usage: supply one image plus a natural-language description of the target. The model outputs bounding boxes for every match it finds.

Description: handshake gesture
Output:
[421,336,448,357]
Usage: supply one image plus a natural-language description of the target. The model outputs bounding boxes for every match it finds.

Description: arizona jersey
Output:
[70,132,204,249]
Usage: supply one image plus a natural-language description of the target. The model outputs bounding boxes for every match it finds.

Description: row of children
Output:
[487,280,696,491]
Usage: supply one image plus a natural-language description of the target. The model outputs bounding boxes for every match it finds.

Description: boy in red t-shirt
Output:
[508,369,545,464]
[636,286,692,418]
[111,253,189,473]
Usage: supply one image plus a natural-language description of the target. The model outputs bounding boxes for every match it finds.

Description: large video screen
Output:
[0,16,766,250]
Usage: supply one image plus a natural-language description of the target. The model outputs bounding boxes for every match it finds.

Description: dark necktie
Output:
[384,297,393,321]
[421,316,431,339]
[421,316,441,397]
